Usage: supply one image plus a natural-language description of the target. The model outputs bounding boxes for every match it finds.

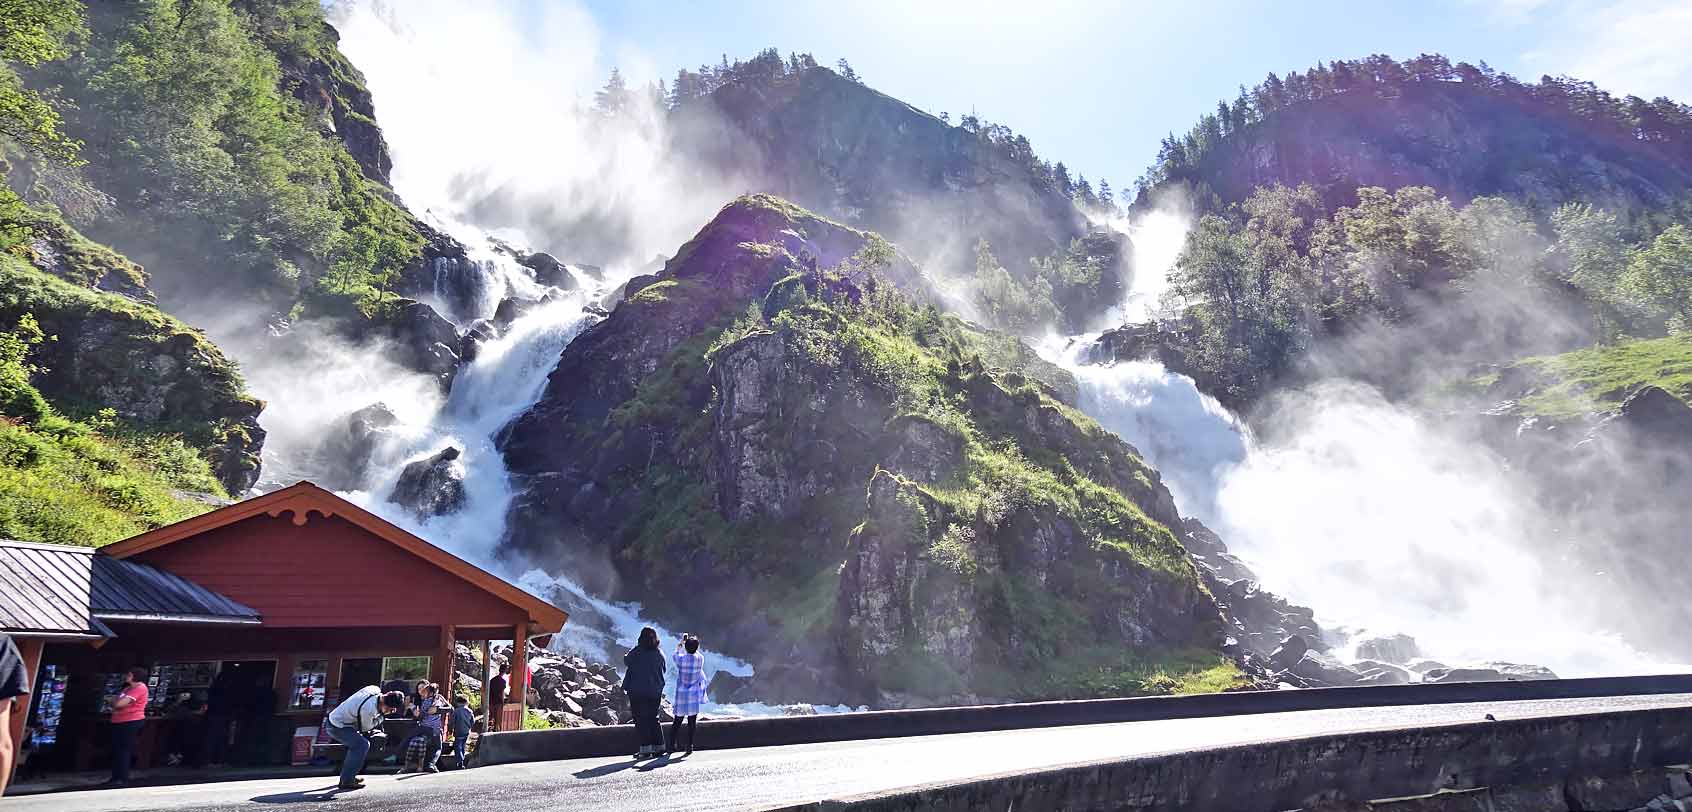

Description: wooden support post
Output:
[433,625,455,693]
[479,640,491,723]
[509,625,527,730]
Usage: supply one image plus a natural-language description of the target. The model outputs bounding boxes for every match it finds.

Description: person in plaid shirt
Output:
[668,635,706,755]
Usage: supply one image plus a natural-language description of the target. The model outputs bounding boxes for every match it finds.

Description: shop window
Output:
[290,660,329,710]
[381,656,430,684]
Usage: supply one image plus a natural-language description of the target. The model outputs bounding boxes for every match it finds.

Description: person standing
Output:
[621,627,666,759]
[668,635,705,756]
[105,667,149,785]
[485,664,509,732]
[0,633,32,796]
[200,666,236,768]
[448,696,474,768]
[325,686,406,791]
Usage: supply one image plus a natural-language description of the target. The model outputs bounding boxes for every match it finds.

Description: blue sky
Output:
[556,0,1692,195]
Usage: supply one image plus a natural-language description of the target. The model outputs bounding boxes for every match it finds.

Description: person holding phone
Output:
[668,635,705,756]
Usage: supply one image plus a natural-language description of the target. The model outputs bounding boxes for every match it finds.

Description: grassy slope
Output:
[0,251,231,545]
[1481,335,1692,418]
[592,196,1235,698]
[0,418,224,546]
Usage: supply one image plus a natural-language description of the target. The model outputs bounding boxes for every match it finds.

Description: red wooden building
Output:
[3,482,566,777]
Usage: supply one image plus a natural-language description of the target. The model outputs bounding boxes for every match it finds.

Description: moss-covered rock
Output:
[13,208,153,301]
[0,257,264,493]
[499,195,1224,704]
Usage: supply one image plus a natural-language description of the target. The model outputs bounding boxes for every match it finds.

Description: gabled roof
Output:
[101,482,568,636]
[0,539,260,639]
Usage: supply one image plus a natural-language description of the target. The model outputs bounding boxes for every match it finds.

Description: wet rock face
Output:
[389,446,466,519]
[837,470,1223,706]
[383,300,463,389]
[274,22,395,185]
[1179,518,1325,681]
[519,252,576,290]
[311,402,399,491]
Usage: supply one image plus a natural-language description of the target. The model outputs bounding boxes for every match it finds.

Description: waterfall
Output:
[300,228,855,715]
[1039,334,1668,678]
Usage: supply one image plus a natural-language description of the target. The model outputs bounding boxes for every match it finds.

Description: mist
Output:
[1215,382,1659,676]
[1050,193,1679,678]
[328,0,746,268]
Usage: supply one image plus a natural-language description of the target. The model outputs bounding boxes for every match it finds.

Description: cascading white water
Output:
[1038,332,1667,678]
[304,231,856,715]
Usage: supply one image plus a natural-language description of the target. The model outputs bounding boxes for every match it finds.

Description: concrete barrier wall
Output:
[772,706,1692,812]
[475,673,1692,767]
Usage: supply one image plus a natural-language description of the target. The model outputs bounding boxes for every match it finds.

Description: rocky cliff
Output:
[673,67,1121,327]
[498,195,1234,705]
[0,243,263,494]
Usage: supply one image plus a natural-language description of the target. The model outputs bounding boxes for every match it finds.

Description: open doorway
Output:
[215,660,277,765]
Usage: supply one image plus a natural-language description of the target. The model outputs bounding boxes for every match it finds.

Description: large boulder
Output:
[388,446,466,519]
[1354,634,1420,665]
[707,671,754,704]
[1291,651,1364,686]
[1353,661,1412,685]
[1269,635,1311,669]
[385,300,462,389]
[311,402,399,491]
[1484,662,1558,681]
[519,252,577,290]
[1610,385,1692,439]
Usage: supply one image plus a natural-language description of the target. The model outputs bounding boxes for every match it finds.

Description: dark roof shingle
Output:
[0,540,259,637]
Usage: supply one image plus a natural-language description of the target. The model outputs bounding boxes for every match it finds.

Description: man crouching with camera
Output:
[326,686,408,790]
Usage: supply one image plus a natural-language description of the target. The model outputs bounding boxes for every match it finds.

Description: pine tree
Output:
[1075,176,1096,207]
[1098,179,1115,211]
[836,58,859,83]
[1053,162,1073,196]
[594,68,631,116]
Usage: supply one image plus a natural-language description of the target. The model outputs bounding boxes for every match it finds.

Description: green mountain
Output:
[1137,54,1692,221]
[0,0,413,538]
[1089,57,1692,409]
[498,195,1237,704]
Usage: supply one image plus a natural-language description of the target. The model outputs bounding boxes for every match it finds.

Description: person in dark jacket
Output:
[621,627,667,759]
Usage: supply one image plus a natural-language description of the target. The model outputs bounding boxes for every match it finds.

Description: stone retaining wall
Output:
[475,674,1692,767]
[772,707,1692,812]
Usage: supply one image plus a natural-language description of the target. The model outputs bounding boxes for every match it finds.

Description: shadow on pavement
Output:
[250,785,353,804]
[574,756,679,779]
[638,755,684,772]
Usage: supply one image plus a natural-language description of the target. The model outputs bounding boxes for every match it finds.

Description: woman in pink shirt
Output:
[106,667,149,785]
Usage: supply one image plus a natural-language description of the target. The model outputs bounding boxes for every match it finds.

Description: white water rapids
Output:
[1038,334,1667,678]
[251,218,853,716]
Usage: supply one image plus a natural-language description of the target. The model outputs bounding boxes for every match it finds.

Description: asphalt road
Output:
[17,693,1692,812]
